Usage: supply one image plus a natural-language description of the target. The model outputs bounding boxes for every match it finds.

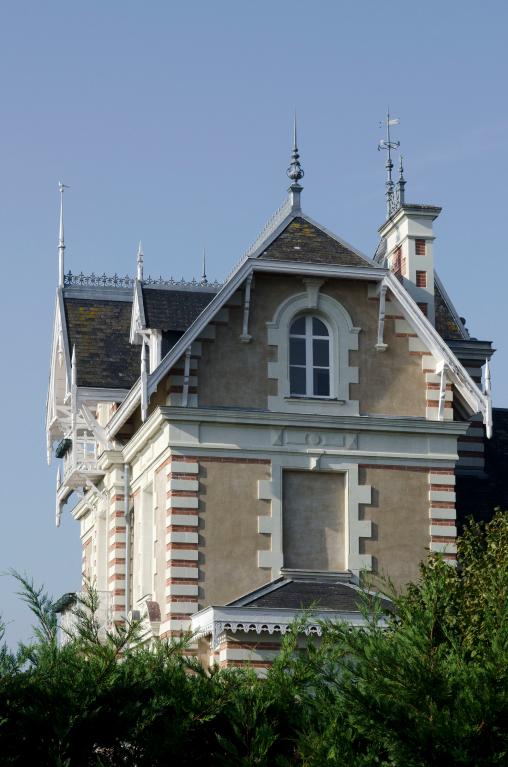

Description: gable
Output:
[185,272,428,418]
[260,217,373,268]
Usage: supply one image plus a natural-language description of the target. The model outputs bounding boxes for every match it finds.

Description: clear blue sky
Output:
[1,1,507,645]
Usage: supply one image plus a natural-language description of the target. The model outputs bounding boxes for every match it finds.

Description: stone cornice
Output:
[158,405,469,437]
[97,449,124,471]
[121,408,166,464]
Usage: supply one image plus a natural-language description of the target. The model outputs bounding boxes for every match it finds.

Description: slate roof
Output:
[142,287,215,332]
[259,217,374,268]
[373,236,387,264]
[228,577,389,613]
[64,296,140,389]
[434,280,466,340]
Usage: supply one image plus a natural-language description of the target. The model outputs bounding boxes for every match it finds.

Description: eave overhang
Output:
[446,339,495,363]
[191,604,375,648]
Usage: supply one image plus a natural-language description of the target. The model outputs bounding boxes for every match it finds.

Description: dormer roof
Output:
[142,287,215,332]
[64,290,139,389]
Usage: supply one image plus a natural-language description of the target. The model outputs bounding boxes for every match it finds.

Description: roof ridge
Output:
[244,196,293,259]
[65,271,222,292]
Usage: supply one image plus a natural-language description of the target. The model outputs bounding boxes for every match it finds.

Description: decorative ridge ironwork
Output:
[63,271,222,291]
[221,196,293,284]
[243,197,292,260]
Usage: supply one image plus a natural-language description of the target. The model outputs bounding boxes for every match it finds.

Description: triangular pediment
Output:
[259,216,374,268]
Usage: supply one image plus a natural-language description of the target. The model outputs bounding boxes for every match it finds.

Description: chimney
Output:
[378,203,442,325]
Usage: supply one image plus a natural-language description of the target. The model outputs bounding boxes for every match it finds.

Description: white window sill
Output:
[285,396,346,404]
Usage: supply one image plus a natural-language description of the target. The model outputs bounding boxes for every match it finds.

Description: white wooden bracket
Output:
[80,404,111,451]
[484,358,492,438]
[55,468,62,527]
[182,346,192,406]
[141,341,148,422]
[71,346,78,440]
[240,274,253,343]
[436,361,447,421]
[375,281,388,352]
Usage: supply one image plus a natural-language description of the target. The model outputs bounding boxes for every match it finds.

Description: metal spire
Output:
[201,247,208,285]
[378,110,400,218]
[136,241,144,281]
[58,182,69,287]
[396,154,406,207]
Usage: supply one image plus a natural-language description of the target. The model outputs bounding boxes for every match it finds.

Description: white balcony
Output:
[61,431,105,488]
[56,589,113,645]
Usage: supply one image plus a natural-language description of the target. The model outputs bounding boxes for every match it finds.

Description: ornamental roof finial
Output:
[287,113,304,211]
[136,241,144,281]
[201,247,208,285]
[287,112,304,185]
[58,182,69,287]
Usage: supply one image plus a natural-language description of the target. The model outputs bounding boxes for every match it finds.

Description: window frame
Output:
[289,314,332,398]
[415,238,426,255]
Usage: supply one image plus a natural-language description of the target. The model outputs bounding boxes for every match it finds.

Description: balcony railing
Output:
[62,435,102,484]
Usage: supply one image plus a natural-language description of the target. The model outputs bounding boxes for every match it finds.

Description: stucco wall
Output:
[196,274,426,417]
[282,470,346,571]
[359,465,429,590]
[197,275,297,409]
[198,459,271,607]
[322,282,426,417]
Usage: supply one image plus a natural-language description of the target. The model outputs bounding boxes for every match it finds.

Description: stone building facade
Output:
[47,148,497,670]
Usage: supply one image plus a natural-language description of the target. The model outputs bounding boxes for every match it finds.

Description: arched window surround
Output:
[267,281,360,416]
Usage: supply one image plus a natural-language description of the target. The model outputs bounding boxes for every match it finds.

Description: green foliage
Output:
[1,512,508,765]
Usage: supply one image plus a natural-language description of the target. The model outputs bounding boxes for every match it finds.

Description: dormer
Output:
[378,203,441,325]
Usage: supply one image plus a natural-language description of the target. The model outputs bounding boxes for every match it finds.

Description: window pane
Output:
[290,366,306,395]
[313,368,330,396]
[312,317,328,336]
[313,338,329,366]
[290,316,306,335]
[289,337,306,365]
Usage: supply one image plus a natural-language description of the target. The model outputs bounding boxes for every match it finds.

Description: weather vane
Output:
[378,110,400,217]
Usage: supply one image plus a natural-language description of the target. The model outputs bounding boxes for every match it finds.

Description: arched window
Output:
[289,315,330,397]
